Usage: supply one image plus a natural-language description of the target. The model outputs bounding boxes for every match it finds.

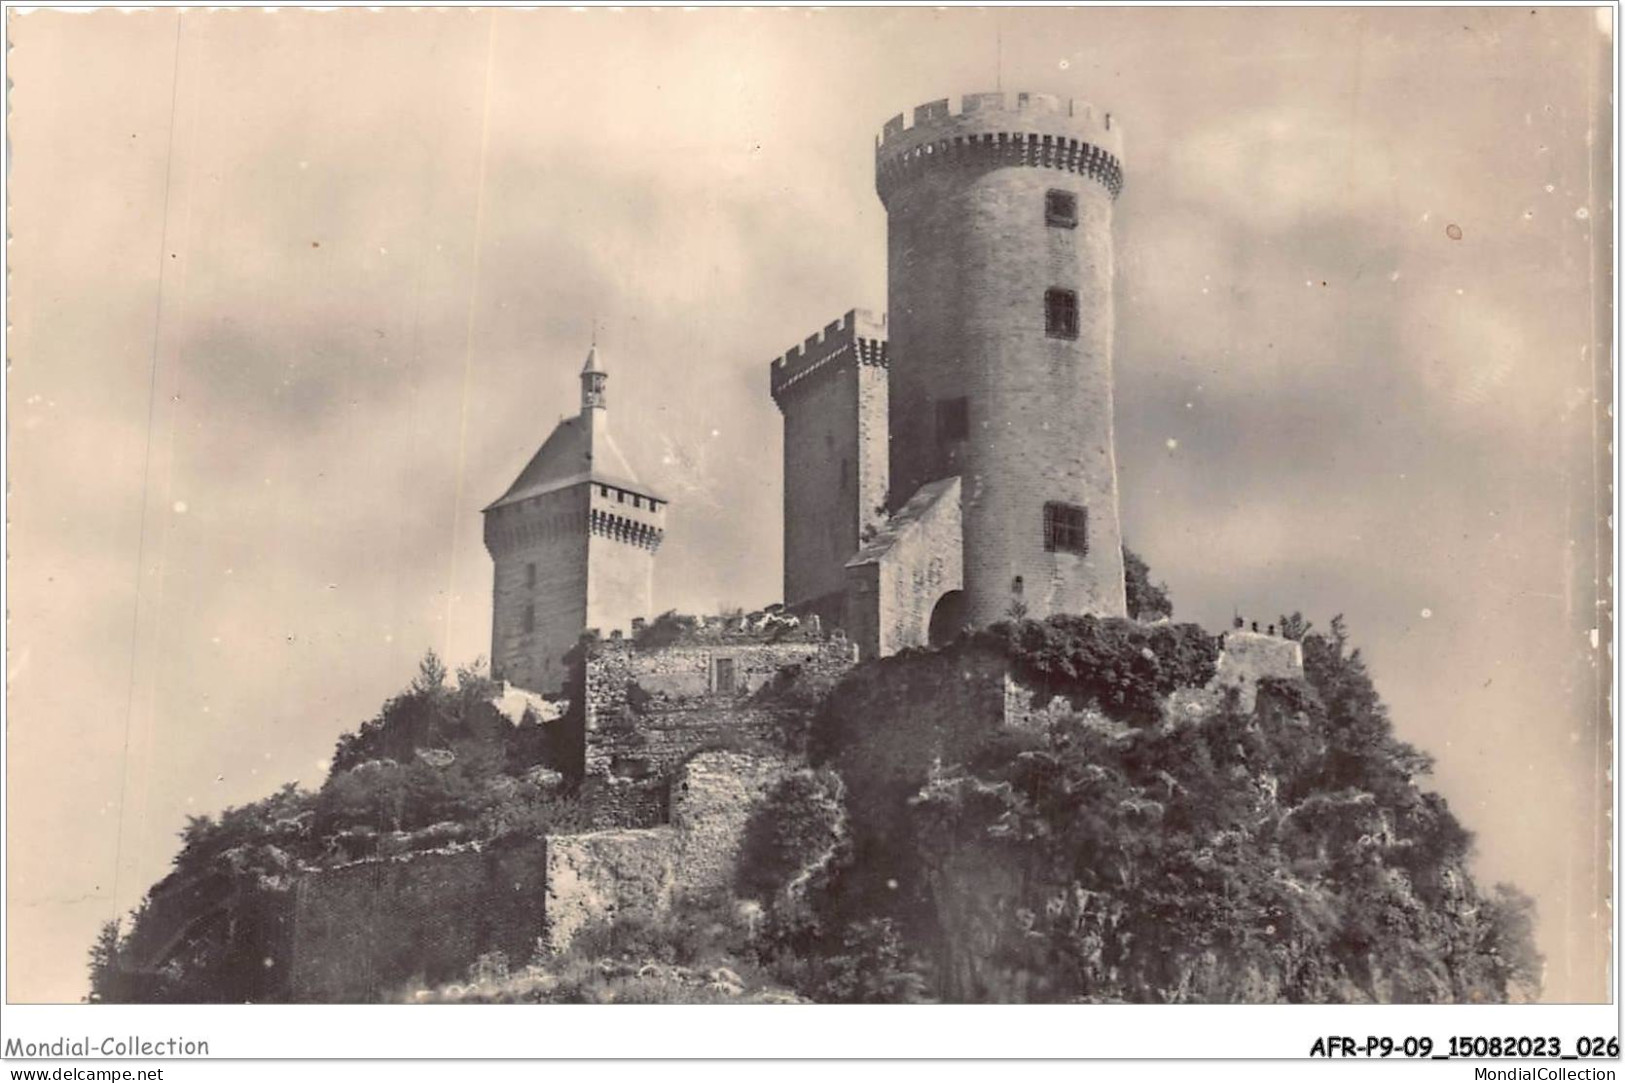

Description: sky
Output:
[6,7,1612,1003]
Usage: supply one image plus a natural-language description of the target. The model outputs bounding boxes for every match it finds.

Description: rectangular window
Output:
[713,657,736,694]
[1045,189,1078,228]
[1043,502,1089,555]
[936,396,969,442]
[525,562,537,589]
[1046,288,1079,339]
[522,603,536,633]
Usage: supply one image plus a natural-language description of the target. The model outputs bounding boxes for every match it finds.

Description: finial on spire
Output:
[581,339,607,412]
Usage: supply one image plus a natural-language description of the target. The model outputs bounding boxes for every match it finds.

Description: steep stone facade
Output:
[770,310,890,629]
[876,92,1128,629]
[484,486,590,695]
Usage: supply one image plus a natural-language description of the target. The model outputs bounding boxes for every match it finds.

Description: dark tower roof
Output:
[484,345,665,511]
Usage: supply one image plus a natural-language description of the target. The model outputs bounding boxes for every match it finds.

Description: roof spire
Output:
[580,338,607,412]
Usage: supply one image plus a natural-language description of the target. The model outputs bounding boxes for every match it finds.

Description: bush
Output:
[736,770,846,901]
[976,614,1219,726]
[804,919,928,1004]
[1123,545,1173,621]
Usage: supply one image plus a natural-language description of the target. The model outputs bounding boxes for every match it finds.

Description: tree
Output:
[1123,545,1173,621]
[1480,884,1544,1002]
[86,920,129,1003]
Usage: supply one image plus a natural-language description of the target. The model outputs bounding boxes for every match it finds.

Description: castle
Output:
[283,90,1305,1001]
[486,90,1130,689]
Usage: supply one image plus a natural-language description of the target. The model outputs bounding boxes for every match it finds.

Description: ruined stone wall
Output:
[578,635,855,827]
[287,748,797,995]
[1213,630,1305,711]
[542,828,678,953]
[288,840,549,1003]
[669,751,789,894]
[543,749,791,952]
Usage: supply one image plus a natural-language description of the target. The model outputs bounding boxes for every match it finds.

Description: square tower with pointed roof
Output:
[482,346,666,693]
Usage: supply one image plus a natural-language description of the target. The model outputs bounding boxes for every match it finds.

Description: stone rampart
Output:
[288,840,549,1003]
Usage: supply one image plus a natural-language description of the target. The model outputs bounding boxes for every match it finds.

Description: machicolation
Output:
[875,91,1124,202]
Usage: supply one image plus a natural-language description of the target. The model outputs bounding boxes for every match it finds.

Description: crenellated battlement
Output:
[875,91,1124,202]
[589,507,664,551]
[769,307,889,407]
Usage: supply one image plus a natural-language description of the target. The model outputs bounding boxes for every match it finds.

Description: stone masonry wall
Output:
[1213,630,1306,711]
[542,827,678,954]
[845,476,962,660]
[878,93,1127,629]
[578,635,856,826]
[584,481,661,646]
[770,309,889,618]
[669,751,789,894]
[485,486,589,695]
[288,748,797,996]
[289,840,549,1003]
[543,749,791,952]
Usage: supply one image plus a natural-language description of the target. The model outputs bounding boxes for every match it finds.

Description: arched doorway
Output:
[927,590,967,647]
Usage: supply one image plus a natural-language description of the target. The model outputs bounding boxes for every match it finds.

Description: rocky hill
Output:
[89,589,1540,1004]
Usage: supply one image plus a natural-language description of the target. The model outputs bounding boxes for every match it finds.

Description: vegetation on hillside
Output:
[91,560,1541,1005]
[781,612,1542,1002]
[1122,545,1173,621]
[427,611,1540,1005]
[87,654,582,1003]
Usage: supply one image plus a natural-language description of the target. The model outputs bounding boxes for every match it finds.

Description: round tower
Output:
[875,91,1127,627]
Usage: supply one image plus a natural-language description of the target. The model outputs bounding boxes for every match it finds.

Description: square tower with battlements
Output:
[769,309,890,631]
[483,346,666,694]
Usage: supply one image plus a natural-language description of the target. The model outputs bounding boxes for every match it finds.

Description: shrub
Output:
[977,614,1219,726]
[736,770,846,901]
[1123,545,1173,621]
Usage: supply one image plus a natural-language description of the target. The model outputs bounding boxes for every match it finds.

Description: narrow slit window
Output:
[1045,189,1078,228]
[522,602,536,633]
[525,562,537,589]
[937,396,969,442]
[1043,502,1089,555]
[1046,288,1079,339]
